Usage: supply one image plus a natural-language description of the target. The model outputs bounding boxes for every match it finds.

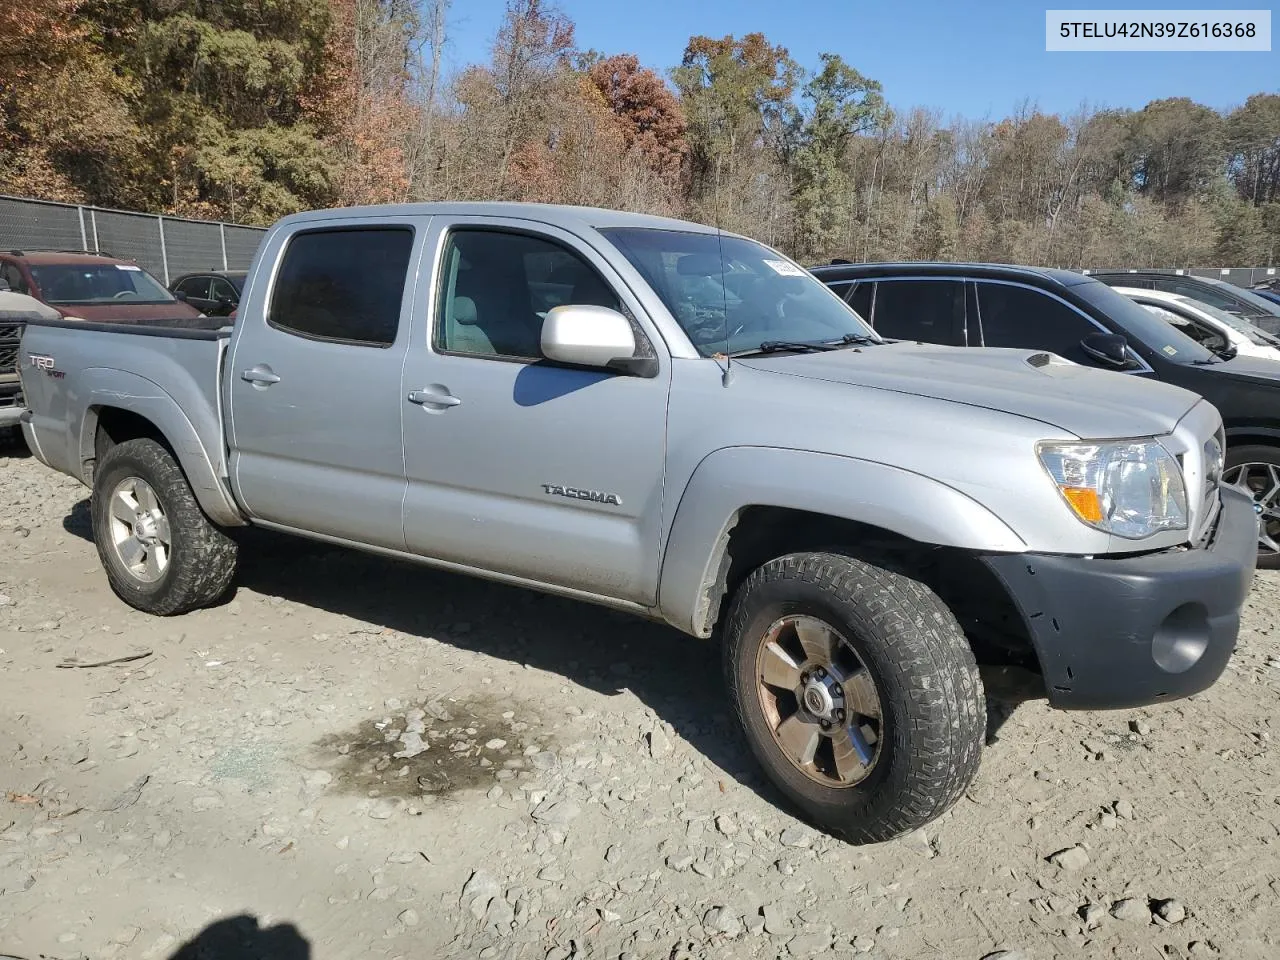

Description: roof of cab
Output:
[4,250,136,266]
[270,201,731,237]
[809,260,1096,289]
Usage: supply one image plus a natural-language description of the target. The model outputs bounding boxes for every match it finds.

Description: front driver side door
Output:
[400,217,671,605]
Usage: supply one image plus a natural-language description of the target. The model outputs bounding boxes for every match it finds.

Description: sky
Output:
[439,0,1279,119]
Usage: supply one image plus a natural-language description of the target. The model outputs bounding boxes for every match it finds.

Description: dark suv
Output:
[169,269,246,317]
[811,260,1280,566]
[1087,270,1280,332]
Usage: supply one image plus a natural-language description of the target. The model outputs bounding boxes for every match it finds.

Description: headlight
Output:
[1037,439,1188,539]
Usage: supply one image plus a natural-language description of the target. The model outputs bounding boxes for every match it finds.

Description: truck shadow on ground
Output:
[59,507,1022,817]
[226,526,780,803]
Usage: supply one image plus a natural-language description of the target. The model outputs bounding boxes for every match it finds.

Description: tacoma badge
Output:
[542,483,622,506]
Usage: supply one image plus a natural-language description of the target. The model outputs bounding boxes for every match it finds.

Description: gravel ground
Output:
[1,441,1278,960]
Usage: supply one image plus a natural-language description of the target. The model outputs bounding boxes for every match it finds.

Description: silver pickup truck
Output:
[16,202,1259,843]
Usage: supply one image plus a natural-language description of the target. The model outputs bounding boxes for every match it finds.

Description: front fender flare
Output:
[76,369,244,527]
[656,446,1027,636]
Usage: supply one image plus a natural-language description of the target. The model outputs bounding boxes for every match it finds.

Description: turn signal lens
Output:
[1060,487,1103,523]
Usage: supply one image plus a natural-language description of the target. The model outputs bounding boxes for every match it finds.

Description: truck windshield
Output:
[29,263,177,305]
[598,227,880,356]
[1073,278,1218,364]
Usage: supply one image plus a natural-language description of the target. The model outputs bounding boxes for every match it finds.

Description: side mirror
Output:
[173,290,188,302]
[1080,331,1137,370]
[541,304,656,377]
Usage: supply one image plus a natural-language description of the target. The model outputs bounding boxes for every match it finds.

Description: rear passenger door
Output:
[863,278,967,345]
[226,219,421,549]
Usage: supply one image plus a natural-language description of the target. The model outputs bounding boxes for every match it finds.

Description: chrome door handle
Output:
[407,389,461,407]
[241,366,281,385]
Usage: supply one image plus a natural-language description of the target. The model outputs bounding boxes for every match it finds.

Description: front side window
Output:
[268,227,413,346]
[1073,278,1216,363]
[434,229,623,360]
[845,281,873,321]
[211,277,239,302]
[28,262,175,305]
[869,279,965,345]
[600,227,878,356]
[975,282,1100,363]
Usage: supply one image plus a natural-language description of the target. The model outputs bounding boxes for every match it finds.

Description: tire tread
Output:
[724,551,985,844]
[91,438,237,615]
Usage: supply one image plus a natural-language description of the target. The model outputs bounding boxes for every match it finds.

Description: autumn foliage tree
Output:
[586,54,687,185]
[1,0,1277,263]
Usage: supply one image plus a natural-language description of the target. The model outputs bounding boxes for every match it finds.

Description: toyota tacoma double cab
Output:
[17,202,1258,843]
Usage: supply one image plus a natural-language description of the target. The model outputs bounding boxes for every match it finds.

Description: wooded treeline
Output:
[3,0,1278,266]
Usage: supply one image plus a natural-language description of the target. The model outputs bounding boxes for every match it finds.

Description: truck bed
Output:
[18,315,234,491]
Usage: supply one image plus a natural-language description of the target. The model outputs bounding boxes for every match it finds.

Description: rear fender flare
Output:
[76,369,243,527]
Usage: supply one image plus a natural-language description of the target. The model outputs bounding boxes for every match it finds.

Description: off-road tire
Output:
[1224,444,1280,570]
[724,551,985,844]
[91,437,238,615]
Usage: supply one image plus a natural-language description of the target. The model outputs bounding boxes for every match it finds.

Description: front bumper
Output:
[982,485,1258,710]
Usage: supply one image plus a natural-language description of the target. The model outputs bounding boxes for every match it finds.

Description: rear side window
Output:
[869,279,965,344]
[177,276,211,299]
[975,282,1099,362]
[269,227,413,346]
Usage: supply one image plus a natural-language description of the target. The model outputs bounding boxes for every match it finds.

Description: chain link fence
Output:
[1081,266,1278,287]
[0,194,267,284]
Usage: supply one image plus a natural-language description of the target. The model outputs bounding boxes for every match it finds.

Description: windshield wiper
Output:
[825,333,883,347]
[731,340,839,357]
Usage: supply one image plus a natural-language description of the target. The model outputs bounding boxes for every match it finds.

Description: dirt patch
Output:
[313,692,556,800]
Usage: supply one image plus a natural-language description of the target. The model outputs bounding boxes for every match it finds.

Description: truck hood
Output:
[738,341,1200,439]
[50,301,204,322]
[1212,353,1280,385]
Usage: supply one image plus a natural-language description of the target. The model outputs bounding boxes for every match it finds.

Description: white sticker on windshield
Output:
[115,264,141,271]
[763,259,805,277]
[1163,344,1178,355]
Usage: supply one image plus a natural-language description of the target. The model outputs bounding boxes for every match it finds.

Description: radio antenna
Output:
[711,174,733,386]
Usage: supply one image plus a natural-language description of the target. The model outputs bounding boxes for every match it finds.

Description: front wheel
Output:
[723,552,985,844]
[91,437,238,615]
[1222,444,1280,570]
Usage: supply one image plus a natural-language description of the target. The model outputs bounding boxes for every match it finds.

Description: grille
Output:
[0,322,21,379]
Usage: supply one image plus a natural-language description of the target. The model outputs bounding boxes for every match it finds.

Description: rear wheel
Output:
[91,437,238,615]
[723,551,985,844]
[1223,444,1280,570]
